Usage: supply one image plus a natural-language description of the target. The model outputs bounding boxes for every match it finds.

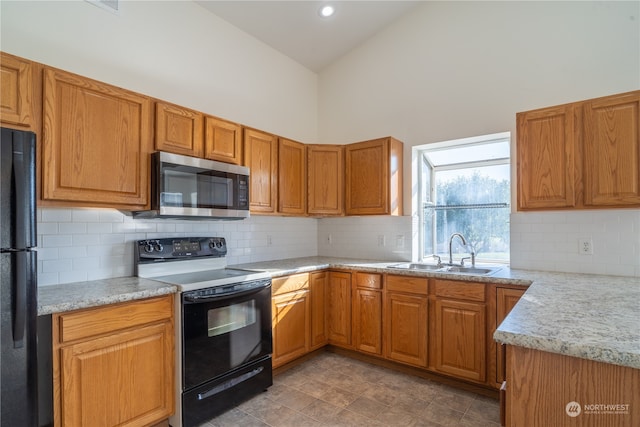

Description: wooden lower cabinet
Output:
[384,291,428,367]
[52,295,174,427]
[384,275,428,367]
[495,287,525,386]
[309,271,328,350]
[429,297,486,382]
[429,279,486,383]
[505,345,640,427]
[272,290,310,368]
[352,273,383,356]
[327,271,352,347]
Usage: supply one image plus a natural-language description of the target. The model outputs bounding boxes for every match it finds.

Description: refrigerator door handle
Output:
[13,251,27,348]
[12,137,35,249]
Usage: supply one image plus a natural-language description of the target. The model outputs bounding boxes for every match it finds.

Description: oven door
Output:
[181,279,272,391]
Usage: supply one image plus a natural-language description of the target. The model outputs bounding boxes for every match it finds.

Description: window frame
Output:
[417,133,511,263]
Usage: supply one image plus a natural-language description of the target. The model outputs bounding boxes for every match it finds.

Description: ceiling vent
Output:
[86,0,119,15]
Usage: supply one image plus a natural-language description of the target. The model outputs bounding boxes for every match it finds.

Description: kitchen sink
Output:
[388,263,501,276]
[390,263,442,271]
[438,266,500,275]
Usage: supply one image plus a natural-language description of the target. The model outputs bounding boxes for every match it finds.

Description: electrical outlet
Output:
[267,235,273,246]
[578,238,593,255]
[378,235,386,247]
[396,235,405,248]
[327,234,332,245]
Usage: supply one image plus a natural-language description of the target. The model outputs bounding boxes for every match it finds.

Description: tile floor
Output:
[200,351,501,427]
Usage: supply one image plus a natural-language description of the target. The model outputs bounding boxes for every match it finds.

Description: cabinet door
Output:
[430,298,486,382]
[42,68,152,209]
[345,137,403,215]
[272,290,310,368]
[517,105,578,209]
[495,288,525,386]
[384,292,428,367]
[353,288,382,355]
[244,128,278,213]
[155,102,203,157]
[309,271,328,350]
[0,52,33,127]
[58,322,174,427]
[204,116,242,165]
[327,271,351,347]
[307,145,344,215]
[278,138,306,215]
[583,91,640,207]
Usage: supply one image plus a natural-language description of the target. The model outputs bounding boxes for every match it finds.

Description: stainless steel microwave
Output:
[133,152,250,220]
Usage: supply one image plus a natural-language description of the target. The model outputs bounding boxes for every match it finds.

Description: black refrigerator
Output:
[0,127,38,427]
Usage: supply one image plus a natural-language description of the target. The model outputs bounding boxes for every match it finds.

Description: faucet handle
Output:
[432,254,442,267]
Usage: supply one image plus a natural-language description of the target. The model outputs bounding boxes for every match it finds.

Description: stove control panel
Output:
[136,237,227,262]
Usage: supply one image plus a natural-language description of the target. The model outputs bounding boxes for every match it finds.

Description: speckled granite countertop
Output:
[39,256,638,370]
[233,256,640,370]
[38,277,177,315]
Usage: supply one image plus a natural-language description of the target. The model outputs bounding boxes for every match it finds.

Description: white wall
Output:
[0,0,318,141]
[318,1,640,276]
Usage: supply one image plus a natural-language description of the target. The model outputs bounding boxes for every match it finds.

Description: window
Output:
[419,133,510,264]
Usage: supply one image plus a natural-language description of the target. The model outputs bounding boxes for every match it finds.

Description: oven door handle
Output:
[183,284,270,304]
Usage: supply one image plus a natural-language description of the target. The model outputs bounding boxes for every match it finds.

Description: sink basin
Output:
[439,266,500,275]
[388,263,502,276]
[389,263,442,271]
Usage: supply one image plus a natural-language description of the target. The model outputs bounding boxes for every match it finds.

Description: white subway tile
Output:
[58,270,88,284]
[42,259,72,273]
[72,209,101,222]
[41,208,73,222]
[37,272,59,286]
[87,223,113,234]
[41,235,73,247]
[98,210,126,222]
[38,222,58,235]
[58,222,87,234]
[59,246,87,259]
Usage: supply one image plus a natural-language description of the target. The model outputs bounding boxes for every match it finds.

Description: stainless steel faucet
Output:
[448,233,475,267]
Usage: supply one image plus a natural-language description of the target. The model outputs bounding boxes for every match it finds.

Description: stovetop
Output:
[135,237,271,292]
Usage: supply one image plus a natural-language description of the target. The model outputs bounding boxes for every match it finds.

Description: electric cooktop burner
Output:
[134,237,270,292]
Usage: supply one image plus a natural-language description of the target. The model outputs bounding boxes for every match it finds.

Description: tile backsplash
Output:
[36,207,638,286]
[317,216,413,261]
[510,210,640,277]
[36,208,317,286]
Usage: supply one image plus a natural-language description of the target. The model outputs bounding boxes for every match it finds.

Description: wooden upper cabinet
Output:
[155,101,203,157]
[278,138,306,215]
[517,104,578,209]
[517,90,640,210]
[204,116,242,165]
[307,144,344,216]
[0,52,34,128]
[244,128,278,213]
[345,137,403,215]
[42,67,152,209]
[583,91,640,207]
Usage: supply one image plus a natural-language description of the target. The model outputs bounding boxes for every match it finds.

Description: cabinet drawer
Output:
[273,273,309,296]
[386,275,428,295]
[57,295,173,343]
[356,273,382,289]
[433,280,485,302]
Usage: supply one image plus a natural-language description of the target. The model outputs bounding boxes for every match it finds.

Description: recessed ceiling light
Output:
[319,5,335,18]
